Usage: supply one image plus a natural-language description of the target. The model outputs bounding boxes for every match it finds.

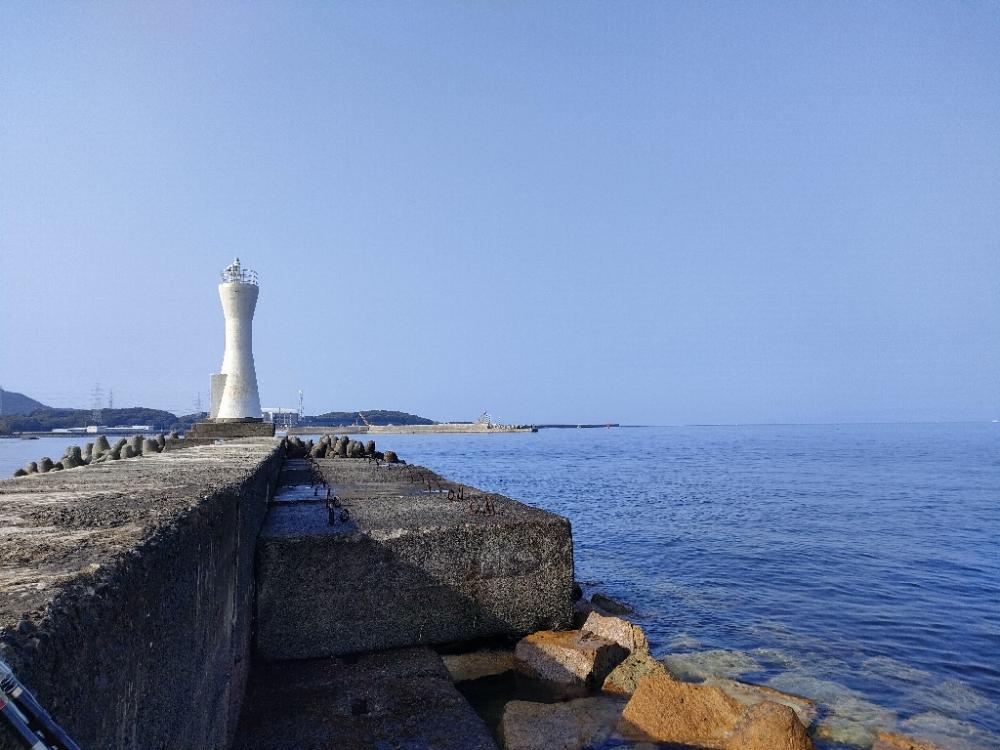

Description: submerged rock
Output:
[591,593,632,615]
[501,695,627,750]
[873,731,944,750]
[618,671,744,747]
[724,701,815,750]
[862,656,932,684]
[515,629,628,688]
[815,694,897,748]
[899,711,1000,750]
[664,649,763,681]
[670,632,703,650]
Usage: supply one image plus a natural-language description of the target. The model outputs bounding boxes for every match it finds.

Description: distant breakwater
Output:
[288,422,538,435]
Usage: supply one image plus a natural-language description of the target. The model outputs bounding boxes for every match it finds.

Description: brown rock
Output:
[441,649,517,682]
[703,677,818,729]
[724,701,815,750]
[872,731,943,750]
[501,695,627,750]
[571,598,600,628]
[515,630,628,688]
[581,611,649,654]
[617,671,744,748]
[603,650,671,696]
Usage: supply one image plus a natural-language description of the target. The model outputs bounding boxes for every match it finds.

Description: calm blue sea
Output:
[2,424,998,748]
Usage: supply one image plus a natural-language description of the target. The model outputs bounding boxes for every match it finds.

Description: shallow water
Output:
[2,424,998,746]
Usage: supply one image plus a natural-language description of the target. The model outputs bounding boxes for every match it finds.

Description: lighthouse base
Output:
[187,419,276,440]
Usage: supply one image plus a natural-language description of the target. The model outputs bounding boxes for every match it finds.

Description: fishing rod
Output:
[0,658,82,750]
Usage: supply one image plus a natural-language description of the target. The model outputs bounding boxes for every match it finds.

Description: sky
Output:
[1,2,998,425]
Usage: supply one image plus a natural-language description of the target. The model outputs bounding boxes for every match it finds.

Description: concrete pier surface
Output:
[256,458,574,660]
[0,439,282,750]
[232,648,497,750]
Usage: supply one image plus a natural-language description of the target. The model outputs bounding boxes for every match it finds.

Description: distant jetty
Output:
[289,422,538,435]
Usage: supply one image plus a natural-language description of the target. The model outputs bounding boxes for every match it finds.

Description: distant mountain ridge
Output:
[0,390,435,434]
[0,389,48,416]
[0,408,198,434]
[306,410,435,426]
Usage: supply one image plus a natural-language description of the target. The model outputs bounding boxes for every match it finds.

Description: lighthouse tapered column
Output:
[215,258,262,421]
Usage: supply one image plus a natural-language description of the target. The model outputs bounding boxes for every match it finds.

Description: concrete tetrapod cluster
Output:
[11,431,179,478]
[281,434,401,464]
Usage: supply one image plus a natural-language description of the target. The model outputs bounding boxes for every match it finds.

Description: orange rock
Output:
[702,677,818,729]
[581,611,649,654]
[617,671,745,748]
[872,731,943,750]
[724,701,815,750]
[602,651,670,696]
[514,630,628,687]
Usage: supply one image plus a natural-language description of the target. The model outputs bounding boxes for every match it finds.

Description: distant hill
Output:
[306,410,436,427]
[0,389,48,416]
[0,407,186,434]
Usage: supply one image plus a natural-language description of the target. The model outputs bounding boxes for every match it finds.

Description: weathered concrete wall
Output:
[256,459,573,660]
[0,439,282,750]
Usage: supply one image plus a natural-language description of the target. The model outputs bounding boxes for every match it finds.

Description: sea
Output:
[2,423,998,749]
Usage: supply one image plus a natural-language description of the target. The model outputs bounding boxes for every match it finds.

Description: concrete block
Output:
[255,459,574,660]
[232,648,498,750]
[0,439,282,750]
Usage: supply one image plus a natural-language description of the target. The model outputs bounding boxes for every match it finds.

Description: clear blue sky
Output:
[2,2,998,424]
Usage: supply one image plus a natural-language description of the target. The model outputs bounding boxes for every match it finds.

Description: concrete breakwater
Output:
[288,422,538,435]
[0,439,282,750]
[0,439,575,749]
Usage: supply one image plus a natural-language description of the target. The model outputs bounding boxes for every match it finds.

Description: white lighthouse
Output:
[211,258,263,421]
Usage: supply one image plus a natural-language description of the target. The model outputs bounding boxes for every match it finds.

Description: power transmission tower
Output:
[90,384,104,426]
[107,389,114,410]
[298,390,304,419]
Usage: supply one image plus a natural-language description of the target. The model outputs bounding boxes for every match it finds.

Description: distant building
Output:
[262,408,299,428]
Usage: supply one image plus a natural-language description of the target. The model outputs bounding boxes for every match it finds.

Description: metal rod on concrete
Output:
[0,658,80,750]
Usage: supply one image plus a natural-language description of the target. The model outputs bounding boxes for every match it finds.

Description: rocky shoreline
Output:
[439,591,976,750]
